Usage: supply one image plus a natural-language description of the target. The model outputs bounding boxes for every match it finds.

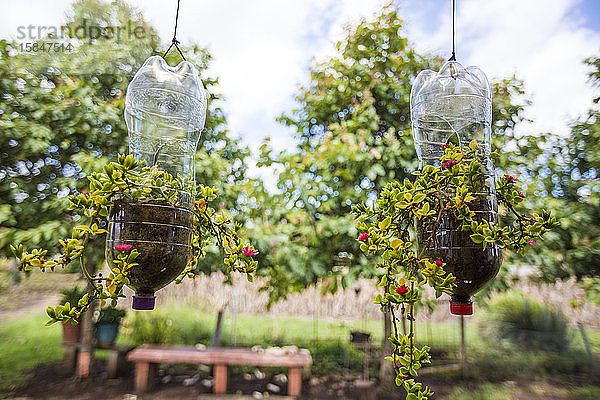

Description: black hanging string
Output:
[449,0,456,61]
[163,0,186,60]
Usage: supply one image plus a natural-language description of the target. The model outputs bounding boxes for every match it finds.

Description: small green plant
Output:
[11,154,258,325]
[482,291,570,352]
[96,307,126,325]
[58,286,88,321]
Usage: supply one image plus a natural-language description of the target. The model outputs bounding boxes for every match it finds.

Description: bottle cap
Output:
[450,301,473,315]
[132,295,156,310]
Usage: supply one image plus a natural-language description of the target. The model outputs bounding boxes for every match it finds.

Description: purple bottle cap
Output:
[132,296,156,310]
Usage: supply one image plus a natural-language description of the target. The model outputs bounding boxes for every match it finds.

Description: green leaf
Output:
[413,193,426,204]
[469,234,484,243]
[379,217,392,230]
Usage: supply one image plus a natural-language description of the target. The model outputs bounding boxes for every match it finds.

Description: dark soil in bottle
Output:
[106,199,193,299]
[417,197,501,303]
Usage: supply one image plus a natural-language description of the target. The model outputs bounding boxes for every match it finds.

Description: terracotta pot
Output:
[106,199,193,310]
[62,320,81,343]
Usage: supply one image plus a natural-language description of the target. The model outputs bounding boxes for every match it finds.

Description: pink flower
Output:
[358,233,369,241]
[81,192,89,198]
[241,246,256,256]
[114,244,132,252]
[528,239,535,245]
[441,143,449,149]
[396,285,408,295]
[504,174,518,183]
[441,160,457,168]
[435,260,443,267]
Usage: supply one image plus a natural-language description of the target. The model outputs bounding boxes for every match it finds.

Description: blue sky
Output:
[2,0,600,186]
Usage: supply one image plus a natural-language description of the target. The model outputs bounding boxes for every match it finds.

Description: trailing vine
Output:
[353,142,557,399]
[11,154,257,325]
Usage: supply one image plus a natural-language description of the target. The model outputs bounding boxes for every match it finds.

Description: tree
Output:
[0,0,250,272]
[251,5,528,305]
[248,5,529,388]
[513,56,600,300]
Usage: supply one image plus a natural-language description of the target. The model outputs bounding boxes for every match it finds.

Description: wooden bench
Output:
[61,342,135,378]
[127,345,312,396]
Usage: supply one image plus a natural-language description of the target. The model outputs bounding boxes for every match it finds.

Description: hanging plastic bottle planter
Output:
[410,60,501,315]
[106,55,207,310]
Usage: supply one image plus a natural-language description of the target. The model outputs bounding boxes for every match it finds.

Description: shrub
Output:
[447,383,513,400]
[96,307,126,324]
[482,291,570,352]
[307,340,366,375]
[126,312,213,346]
[128,312,179,345]
[59,286,87,307]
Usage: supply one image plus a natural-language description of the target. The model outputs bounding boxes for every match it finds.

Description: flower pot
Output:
[94,322,120,347]
[418,198,501,315]
[62,320,82,343]
[106,198,193,310]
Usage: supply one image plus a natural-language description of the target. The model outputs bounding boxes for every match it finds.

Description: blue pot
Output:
[95,322,120,346]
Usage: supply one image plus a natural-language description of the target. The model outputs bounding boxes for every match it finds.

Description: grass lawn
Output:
[0,306,599,399]
[0,313,62,396]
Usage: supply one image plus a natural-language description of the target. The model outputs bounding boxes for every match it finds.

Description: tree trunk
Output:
[379,311,395,389]
[77,281,95,377]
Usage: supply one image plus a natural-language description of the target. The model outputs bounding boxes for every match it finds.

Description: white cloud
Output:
[403,0,600,137]
[2,0,599,178]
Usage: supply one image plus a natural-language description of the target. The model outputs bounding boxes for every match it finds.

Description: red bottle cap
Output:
[450,301,473,315]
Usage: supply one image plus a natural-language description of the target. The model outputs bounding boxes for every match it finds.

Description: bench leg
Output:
[62,345,78,375]
[107,350,119,379]
[135,362,156,393]
[288,367,302,396]
[213,364,228,394]
[76,351,92,378]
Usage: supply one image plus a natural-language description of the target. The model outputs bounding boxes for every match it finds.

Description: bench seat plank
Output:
[127,345,312,367]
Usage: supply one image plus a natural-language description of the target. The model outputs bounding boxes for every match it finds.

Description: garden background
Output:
[1,0,599,399]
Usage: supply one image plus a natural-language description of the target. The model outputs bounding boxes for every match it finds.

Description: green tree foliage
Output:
[513,57,600,299]
[252,5,528,303]
[0,0,250,271]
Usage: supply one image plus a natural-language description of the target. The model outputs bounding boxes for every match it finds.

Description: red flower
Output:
[504,174,518,182]
[435,260,443,267]
[441,160,457,168]
[453,279,457,284]
[396,285,408,295]
[241,246,256,256]
[517,191,525,197]
[114,244,132,252]
[358,233,369,241]
[441,143,449,149]
[528,239,535,245]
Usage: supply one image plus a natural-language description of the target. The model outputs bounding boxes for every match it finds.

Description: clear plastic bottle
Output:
[125,55,207,208]
[107,56,207,310]
[411,61,501,315]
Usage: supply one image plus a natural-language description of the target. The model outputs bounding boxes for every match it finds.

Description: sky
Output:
[2,0,600,185]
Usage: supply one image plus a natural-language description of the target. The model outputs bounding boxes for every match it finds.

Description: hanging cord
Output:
[163,0,186,60]
[448,0,456,61]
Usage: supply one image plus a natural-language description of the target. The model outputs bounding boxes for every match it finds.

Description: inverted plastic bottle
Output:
[106,55,207,310]
[410,61,501,315]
